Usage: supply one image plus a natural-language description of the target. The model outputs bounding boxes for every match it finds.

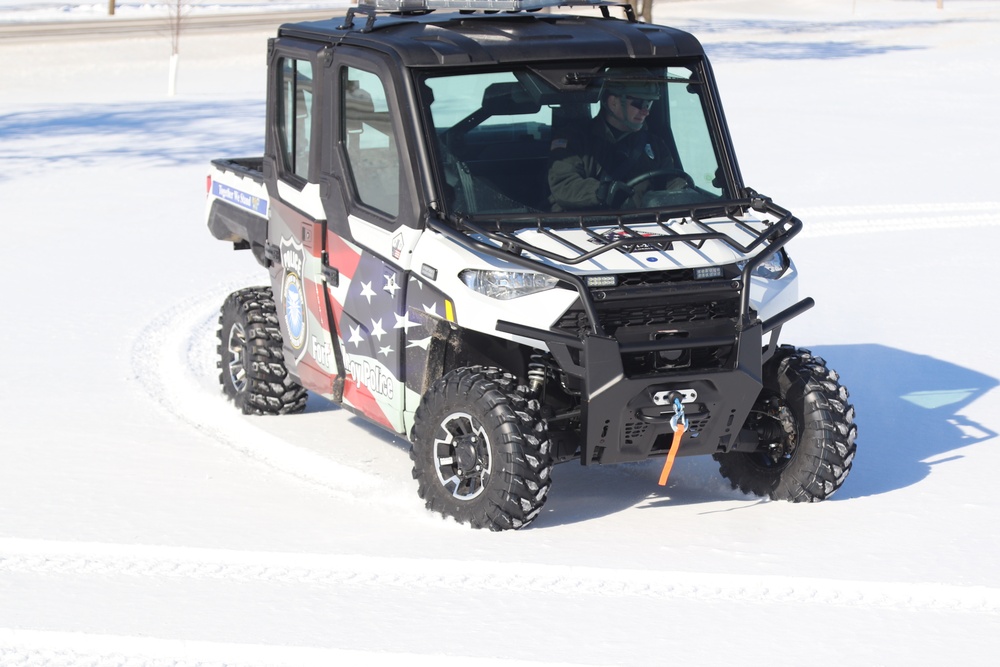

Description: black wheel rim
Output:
[433,411,492,501]
[227,321,248,393]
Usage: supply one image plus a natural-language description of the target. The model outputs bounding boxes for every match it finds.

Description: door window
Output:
[342,67,400,217]
[278,58,314,181]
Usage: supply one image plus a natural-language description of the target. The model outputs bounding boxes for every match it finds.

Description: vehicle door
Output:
[264,40,345,400]
[320,48,429,435]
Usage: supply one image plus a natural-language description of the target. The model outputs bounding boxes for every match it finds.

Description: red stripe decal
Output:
[343,379,394,430]
[328,233,361,281]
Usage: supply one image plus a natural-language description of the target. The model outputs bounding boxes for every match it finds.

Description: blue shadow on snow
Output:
[808,344,997,500]
[0,99,265,178]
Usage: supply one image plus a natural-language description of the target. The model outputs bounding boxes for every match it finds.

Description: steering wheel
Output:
[626,168,695,190]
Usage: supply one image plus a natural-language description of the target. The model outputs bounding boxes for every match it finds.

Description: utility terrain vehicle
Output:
[206,0,857,530]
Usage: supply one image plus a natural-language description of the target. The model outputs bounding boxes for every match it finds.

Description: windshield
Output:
[419,62,733,220]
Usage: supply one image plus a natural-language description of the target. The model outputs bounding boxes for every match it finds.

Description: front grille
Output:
[618,269,697,287]
[555,297,740,338]
[614,266,740,288]
[554,291,741,374]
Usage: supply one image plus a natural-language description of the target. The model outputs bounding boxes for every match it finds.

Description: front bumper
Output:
[499,293,813,463]
[552,322,764,463]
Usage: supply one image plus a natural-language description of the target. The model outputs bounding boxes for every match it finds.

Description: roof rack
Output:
[341,0,635,31]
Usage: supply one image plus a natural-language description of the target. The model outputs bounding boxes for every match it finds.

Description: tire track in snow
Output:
[796,201,1000,237]
[129,279,380,498]
[2,538,998,616]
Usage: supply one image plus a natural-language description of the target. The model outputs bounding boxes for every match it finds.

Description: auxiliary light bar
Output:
[360,0,616,13]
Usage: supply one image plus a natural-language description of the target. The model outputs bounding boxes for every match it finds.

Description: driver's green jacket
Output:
[547,116,677,211]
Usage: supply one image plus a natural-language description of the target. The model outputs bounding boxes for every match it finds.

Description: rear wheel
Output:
[410,367,553,530]
[715,346,857,501]
[217,287,307,415]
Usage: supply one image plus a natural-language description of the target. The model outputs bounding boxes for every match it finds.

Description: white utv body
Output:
[206,0,857,530]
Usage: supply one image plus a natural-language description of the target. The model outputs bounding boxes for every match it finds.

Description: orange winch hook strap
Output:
[657,421,685,486]
[658,397,688,487]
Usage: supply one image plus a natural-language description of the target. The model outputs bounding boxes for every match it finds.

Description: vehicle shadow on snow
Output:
[807,343,997,500]
[537,456,751,528]
[537,344,998,527]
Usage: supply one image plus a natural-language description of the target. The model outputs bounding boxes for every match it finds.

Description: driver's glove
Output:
[665,176,688,192]
[596,180,633,208]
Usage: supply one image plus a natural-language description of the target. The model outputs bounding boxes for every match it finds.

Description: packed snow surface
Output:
[2,0,1000,664]
[0,0,342,22]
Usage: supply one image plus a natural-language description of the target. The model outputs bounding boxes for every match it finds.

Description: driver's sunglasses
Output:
[624,96,654,111]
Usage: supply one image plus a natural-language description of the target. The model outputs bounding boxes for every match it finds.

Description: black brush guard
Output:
[427,191,814,463]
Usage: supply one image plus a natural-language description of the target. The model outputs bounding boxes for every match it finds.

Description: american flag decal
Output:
[324,234,454,433]
[339,252,406,380]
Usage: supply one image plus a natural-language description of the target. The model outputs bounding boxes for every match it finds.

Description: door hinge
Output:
[264,242,281,266]
[322,262,339,287]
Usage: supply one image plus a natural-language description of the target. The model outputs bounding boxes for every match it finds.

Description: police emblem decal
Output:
[283,272,306,349]
[280,236,308,350]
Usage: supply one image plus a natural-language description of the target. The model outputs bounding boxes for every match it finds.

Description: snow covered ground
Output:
[2,0,1000,664]
[0,0,342,23]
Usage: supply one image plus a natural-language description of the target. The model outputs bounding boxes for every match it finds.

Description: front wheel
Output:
[714,346,857,502]
[410,367,553,530]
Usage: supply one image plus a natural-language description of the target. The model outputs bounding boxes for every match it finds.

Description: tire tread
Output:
[715,345,857,502]
[217,287,307,416]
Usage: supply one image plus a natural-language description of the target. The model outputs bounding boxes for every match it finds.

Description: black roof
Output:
[278,11,706,68]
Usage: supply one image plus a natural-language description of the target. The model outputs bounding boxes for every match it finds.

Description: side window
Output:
[342,66,400,217]
[278,58,313,181]
[667,68,723,196]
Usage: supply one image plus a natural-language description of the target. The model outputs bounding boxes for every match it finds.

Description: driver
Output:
[548,69,682,211]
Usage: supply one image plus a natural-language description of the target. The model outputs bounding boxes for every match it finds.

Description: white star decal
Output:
[393,311,418,331]
[423,303,439,317]
[378,345,393,357]
[383,274,400,297]
[370,318,386,341]
[348,324,364,348]
[407,336,432,350]
[359,281,377,304]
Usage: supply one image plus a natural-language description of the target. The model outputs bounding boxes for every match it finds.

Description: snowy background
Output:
[2,0,1000,664]
[0,1,337,22]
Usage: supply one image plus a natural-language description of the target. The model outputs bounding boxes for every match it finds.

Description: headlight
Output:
[741,249,790,280]
[459,269,558,300]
